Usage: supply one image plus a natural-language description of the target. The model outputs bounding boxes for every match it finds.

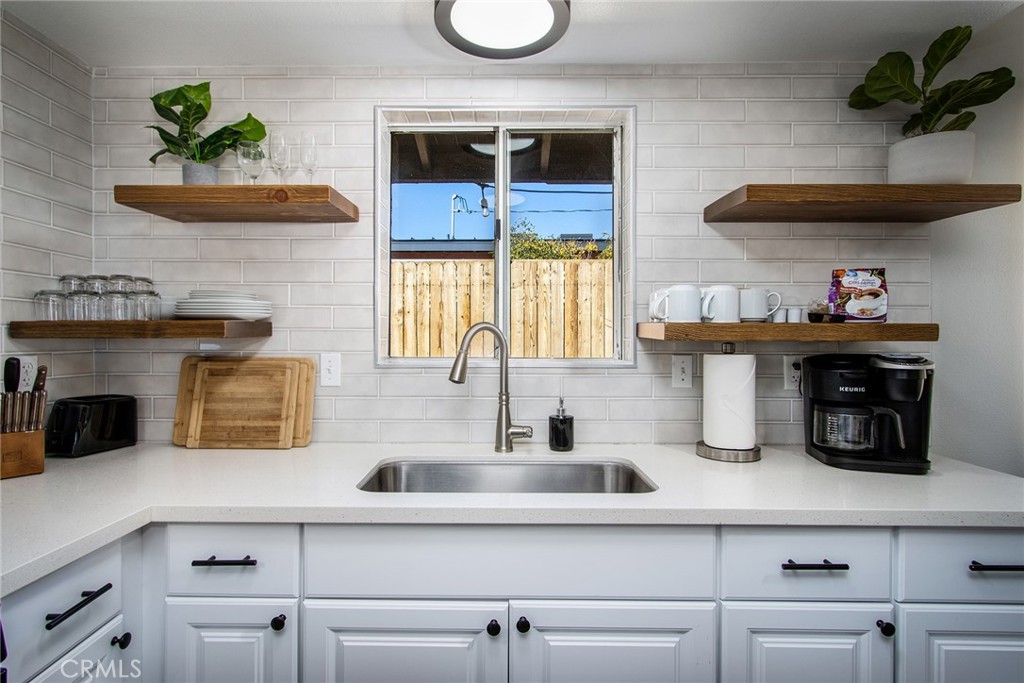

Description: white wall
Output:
[3,11,945,451]
[932,7,1024,476]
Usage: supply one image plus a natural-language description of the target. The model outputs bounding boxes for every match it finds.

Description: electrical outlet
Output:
[671,354,694,389]
[16,355,38,392]
[783,355,802,391]
[320,353,341,387]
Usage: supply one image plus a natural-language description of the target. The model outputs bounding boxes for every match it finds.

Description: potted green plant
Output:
[148,82,267,185]
[848,25,1015,183]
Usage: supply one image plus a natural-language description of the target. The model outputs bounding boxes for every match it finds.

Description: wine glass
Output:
[299,132,318,183]
[267,129,289,184]
[236,141,265,185]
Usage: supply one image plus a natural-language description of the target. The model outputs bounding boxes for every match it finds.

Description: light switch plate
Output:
[671,354,694,389]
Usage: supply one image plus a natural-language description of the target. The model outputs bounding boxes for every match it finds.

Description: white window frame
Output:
[374,106,636,369]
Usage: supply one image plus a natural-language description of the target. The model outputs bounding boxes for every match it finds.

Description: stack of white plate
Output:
[174,290,272,321]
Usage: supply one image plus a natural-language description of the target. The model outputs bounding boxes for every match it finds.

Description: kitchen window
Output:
[375,107,636,367]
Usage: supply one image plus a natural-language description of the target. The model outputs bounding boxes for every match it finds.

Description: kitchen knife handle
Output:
[969,560,1024,572]
[781,559,851,571]
[44,583,114,631]
[32,365,47,392]
[191,555,258,567]
[3,358,18,394]
[1,393,9,433]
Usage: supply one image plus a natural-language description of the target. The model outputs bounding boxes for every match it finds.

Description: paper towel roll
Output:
[703,353,757,450]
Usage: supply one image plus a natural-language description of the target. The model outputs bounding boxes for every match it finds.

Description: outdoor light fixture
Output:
[467,137,536,156]
[434,0,570,59]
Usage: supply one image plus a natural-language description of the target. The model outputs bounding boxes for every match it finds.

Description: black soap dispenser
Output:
[549,397,574,452]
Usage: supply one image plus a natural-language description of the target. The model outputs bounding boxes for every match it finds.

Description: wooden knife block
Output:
[1,429,45,479]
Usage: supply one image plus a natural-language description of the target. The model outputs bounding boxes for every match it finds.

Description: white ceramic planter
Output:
[887,131,975,184]
[182,162,218,185]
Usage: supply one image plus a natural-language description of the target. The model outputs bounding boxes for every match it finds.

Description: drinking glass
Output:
[299,133,318,182]
[236,141,265,185]
[268,129,289,184]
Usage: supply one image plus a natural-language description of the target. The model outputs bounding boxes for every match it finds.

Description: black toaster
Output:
[45,394,137,457]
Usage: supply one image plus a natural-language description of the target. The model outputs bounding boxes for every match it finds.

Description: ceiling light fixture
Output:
[435,0,570,60]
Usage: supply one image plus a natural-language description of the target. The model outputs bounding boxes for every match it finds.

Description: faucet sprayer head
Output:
[449,349,469,384]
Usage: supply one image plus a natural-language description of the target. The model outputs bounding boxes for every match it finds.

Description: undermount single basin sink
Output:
[357,458,657,494]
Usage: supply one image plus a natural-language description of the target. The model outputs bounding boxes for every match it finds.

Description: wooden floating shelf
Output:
[703,184,1021,223]
[9,320,273,339]
[637,322,939,343]
[113,185,359,223]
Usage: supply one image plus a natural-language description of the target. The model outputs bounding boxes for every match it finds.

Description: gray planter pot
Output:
[182,162,218,185]
[888,131,975,183]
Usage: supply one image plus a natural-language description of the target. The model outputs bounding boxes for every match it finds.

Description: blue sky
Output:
[392,182,613,241]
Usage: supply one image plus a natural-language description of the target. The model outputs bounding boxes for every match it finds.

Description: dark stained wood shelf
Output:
[703,184,1021,223]
[113,185,359,223]
[637,322,939,343]
[9,320,272,339]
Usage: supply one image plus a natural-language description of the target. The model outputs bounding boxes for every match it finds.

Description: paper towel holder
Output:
[696,342,762,463]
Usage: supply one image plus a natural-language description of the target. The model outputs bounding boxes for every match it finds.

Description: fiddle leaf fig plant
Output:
[148,82,266,164]
[848,26,1015,137]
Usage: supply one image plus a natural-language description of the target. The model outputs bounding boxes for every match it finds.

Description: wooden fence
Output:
[389,259,613,359]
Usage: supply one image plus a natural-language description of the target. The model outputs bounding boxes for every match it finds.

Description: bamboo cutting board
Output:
[173,356,315,448]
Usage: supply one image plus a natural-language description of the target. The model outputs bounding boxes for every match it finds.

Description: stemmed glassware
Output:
[267,129,289,184]
[236,141,265,185]
[300,133,318,183]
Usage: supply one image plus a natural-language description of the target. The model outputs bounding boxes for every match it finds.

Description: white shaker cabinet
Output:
[895,529,1024,683]
[302,599,508,683]
[509,600,716,683]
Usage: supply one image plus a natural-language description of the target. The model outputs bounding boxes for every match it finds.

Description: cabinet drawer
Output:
[27,615,135,683]
[305,525,715,599]
[897,528,1024,603]
[166,524,300,597]
[720,526,892,600]
[2,541,122,683]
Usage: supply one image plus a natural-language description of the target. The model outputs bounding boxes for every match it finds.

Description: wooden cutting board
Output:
[173,356,315,448]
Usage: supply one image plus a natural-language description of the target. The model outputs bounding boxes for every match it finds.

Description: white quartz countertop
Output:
[2,442,1022,595]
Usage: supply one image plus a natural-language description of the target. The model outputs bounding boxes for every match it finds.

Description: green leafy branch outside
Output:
[510,218,612,260]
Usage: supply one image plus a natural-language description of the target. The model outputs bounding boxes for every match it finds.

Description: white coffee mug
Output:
[649,284,702,322]
[739,288,782,322]
[701,285,740,323]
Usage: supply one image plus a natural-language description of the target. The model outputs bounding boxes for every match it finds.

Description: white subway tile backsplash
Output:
[2,76,52,120]
[701,123,792,145]
[793,123,884,144]
[700,77,791,99]
[745,146,837,168]
[2,20,928,446]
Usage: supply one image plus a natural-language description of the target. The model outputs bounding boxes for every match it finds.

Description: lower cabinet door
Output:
[164,597,298,683]
[721,601,895,683]
[302,599,509,683]
[28,615,137,683]
[897,604,1024,683]
[508,599,717,683]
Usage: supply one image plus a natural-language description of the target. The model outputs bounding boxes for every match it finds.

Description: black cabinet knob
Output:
[110,632,132,650]
[486,619,501,637]
[876,620,896,637]
[270,614,287,632]
[516,616,531,633]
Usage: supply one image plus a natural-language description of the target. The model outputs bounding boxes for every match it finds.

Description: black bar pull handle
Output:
[969,560,1024,572]
[191,555,258,567]
[782,558,851,571]
[44,583,113,631]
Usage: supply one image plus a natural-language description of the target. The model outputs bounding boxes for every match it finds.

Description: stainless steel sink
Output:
[357,458,657,494]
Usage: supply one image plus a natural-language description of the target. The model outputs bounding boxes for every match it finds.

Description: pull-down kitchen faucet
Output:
[449,322,533,452]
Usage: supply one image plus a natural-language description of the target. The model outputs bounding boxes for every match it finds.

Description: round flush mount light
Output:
[435,0,570,60]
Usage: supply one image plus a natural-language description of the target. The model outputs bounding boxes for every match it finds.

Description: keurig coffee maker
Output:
[801,354,934,474]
